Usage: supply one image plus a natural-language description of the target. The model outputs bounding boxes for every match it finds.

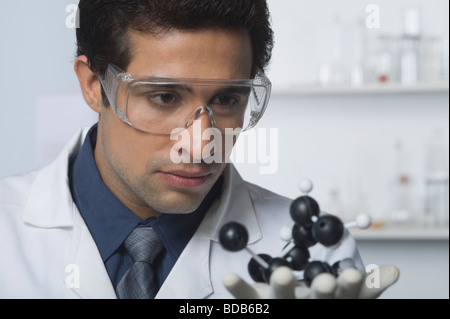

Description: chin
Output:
[145,191,206,215]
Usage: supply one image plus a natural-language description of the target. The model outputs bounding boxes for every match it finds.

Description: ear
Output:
[74,55,103,113]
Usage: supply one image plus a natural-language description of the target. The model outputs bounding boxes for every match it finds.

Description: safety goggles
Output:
[98,64,271,135]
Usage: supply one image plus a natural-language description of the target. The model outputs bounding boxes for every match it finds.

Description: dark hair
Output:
[76,0,274,77]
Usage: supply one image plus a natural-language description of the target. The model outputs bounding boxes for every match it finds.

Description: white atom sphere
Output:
[279,226,292,241]
[356,214,372,229]
[298,178,313,194]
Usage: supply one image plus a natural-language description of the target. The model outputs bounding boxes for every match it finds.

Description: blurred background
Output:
[0,0,448,298]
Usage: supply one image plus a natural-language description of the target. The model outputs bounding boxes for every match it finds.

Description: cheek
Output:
[100,110,172,173]
[118,134,171,173]
[219,132,239,160]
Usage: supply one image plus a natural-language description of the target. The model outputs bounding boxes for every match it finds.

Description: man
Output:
[0,0,396,299]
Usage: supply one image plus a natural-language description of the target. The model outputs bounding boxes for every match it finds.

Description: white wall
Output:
[0,0,82,177]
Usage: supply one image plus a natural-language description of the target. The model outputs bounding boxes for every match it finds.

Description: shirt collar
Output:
[69,124,223,263]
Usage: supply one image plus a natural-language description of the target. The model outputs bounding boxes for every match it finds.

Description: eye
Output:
[212,95,239,107]
[150,93,178,104]
[142,91,183,111]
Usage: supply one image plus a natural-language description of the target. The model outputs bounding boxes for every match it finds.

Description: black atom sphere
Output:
[312,215,344,247]
[289,195,320,227]
[219,222,249,252]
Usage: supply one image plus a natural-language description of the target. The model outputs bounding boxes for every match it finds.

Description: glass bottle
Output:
[399,6,422,85]
[423,129,449,228]
[390,141,414,226]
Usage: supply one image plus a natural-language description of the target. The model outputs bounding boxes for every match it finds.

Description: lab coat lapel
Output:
[21,130,87,229]
[21,128,116,299]
[155,231,213,299]
[66,205,117,299]
[156,164,261,299]
[207,164,262,245]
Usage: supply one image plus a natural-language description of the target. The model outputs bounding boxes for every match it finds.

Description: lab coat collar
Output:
[21,127,116,298]
[21,128,89,228]
[156,163,262,299]
[204,163,261,245]
[66,202,117,299]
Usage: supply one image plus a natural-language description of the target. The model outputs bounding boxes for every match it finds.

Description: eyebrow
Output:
[138,83,194,93]
[138,83,251,95]
[214,86,252,96]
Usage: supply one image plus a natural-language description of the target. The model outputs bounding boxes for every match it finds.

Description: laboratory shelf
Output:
[350,226,450,241]
[271,82,450,96]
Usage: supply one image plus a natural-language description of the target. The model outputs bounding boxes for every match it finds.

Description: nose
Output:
[183,106,220,163]
[184,106,217,129]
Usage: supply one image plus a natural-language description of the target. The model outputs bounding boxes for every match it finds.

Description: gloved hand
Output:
[223,264,400,299]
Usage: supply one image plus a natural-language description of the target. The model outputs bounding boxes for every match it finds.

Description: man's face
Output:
[94,28,253,218]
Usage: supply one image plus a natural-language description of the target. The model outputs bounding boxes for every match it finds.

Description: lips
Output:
[158,170,211,188]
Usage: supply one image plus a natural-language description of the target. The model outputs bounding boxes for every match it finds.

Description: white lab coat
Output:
[0,128,364,299]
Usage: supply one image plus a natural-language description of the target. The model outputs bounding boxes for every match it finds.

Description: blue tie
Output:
[116,227,164,299]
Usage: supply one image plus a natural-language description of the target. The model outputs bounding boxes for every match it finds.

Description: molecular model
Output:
[219,178,372,287]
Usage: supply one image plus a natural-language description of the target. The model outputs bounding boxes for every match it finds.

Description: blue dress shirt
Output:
[69,124,223,291]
